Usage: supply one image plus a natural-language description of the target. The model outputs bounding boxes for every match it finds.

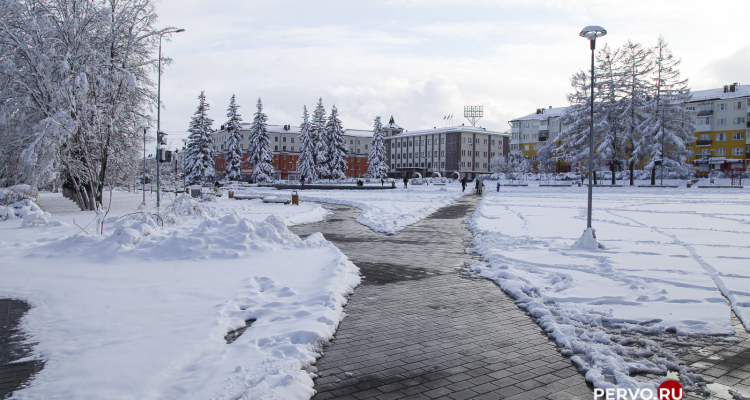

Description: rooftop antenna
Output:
[464,106,483,127]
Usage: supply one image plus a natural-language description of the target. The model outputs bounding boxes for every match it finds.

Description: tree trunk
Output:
[630,162,635,186]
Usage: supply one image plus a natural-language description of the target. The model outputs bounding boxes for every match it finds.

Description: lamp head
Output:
[175,29,185,33]
[580,26,607,40]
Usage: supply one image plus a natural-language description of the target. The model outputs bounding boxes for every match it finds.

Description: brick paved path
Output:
[0,299,43,399]
[291,195,594,400]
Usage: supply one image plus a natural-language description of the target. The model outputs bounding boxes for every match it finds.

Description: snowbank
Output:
[0,195,358,399]
[0,186,57,227]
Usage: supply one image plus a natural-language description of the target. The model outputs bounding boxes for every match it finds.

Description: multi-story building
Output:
[686,83,749,175]
[509,106,574,172]
[382,117,510,180]
[211,123,374,180]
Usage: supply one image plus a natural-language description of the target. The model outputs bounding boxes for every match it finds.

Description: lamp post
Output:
[156,27,185,210]
[579,25,607,231]
[142,126,147,206]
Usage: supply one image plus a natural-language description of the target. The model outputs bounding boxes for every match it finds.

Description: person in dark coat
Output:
[403,175,408,189]
[461,177,466,192]
[475,179,480,194]
[300,174,305,186]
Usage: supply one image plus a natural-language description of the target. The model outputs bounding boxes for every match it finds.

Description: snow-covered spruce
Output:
[365,116,389,179]
[223,94,244,182]
[323,105,347,180]
[297,105,318,182]
[247,98,274,183]
[311,98,328,180]
[185,91,216,185]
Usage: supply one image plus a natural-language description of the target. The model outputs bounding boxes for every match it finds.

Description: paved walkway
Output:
[291,195,593,400]
[0,299,43,399]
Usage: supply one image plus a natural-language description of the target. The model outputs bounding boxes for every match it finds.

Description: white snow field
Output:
[469,184,750,393]
[238,183,466,234]
[0,191,358,399]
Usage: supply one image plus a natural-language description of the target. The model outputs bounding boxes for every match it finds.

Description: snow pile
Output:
[3,204,359,399]
[468,187,750,394]
[0,185,56,227]
[573,227,603,249]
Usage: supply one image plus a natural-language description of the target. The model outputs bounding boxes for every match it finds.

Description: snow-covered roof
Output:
[213,123,372,137]
[689,86,750,102]
[342,129,373,138]
[383,116,402,130]
[511,106,570,122]
[390,125,508,138]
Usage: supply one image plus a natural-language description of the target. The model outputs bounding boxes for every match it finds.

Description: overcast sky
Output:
[153,0,750,150]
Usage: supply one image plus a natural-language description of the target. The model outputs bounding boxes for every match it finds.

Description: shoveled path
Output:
[290,195,593,400]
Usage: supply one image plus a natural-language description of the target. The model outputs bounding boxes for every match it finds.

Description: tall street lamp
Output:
[156,28,185,210]
[580,26,606,236]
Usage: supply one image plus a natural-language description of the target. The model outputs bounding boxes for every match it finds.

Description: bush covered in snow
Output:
[0,185,55,227]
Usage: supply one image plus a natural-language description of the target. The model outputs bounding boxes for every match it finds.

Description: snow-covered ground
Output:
[0,191,357,399]
[238,183,466,234]
[468,184,750,393]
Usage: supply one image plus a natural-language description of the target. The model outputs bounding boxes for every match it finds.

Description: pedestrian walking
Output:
[475,179,480,194]
[461,177,466,192]
[497,182,500,192]
[301,174,305,186]
[403,175,408,189]
[381,178,384,186]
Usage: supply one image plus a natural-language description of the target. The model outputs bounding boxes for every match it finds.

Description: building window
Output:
[483,152,488,157]
[409,153,412,158]
[699,134,710,141]
[523,145,529,151]
[391,164,395,169]
[428,139,432,145]
[483,139,488,145]
[492,140,496,145]
[274,146,278,151]
[291,146,294,152]
[441,162,445,168]
[461,161,465,167]
[461,150,466,156]
[717,118,727,126]
[441,150,445,156]
[420,163,424,167]
[734,132,746,140]
[283,146,287,151]
[468,138,473,144]
[434,151,438,156]
[732,147,744,156]
[408,141,412,146]
[408,163,412,167]
[441,138,446,144]
[483,163,487,168]
[531,155,538,162]
[283,137,287,142]
[462,137,466,143]
[491,152,495,157]
[511,144,519,150]
[718,103,727,111]
[697,149,710,156]
[475,151,480,156]
[716,133,727,141]
[291,138,294,143]
[350,140,354,144]
[365,145,368,150]
[716,148,726,156]
[733,117,746,125]
[532,144,538,150]
[697,117,711,125]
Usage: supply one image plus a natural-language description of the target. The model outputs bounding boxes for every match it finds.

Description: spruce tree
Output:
[224,94,244,182]
[311,98,328,179]
[297,105,318,181]
[247,98,274,182]
[365,116,389,179]
[186,91,215,185]
[324,105,347,180]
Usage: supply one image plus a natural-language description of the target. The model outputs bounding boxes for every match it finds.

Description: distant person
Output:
[381,178,385,186]
[300,174,305,186]
[403,176,408,189]
[475,179,480,194]
[497,182,500,192]
[461,177,466,192]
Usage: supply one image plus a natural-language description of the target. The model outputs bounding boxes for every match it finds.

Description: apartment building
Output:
[382,117,510,180]
[211,123,374,180]
[686,83,750,175]
[509,106,575,172]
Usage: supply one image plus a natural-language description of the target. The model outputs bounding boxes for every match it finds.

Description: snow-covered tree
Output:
[323,105,347,180]
[617,40,653,168]
[185,91,215,184]
[247,98,274,182]
[311,98,328,179]
[639,37,695,179]
[297,105,318,181]
[365,116,389,179]
[223,94,244,181]
[595,44,626,183]
[0,0,163,211]
[490,155,513,174]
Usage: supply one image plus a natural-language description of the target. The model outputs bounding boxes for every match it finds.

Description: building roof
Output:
[511,106,570,122]
[389,125,508,138]
[214,123,372,137]
[689,85,750,102]
[383,115,402,130]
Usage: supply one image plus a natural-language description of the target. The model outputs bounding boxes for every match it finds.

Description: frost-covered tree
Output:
[365,116,388,179]
[324,105,347,180]
[617,40,653,169]
[0,0,163,211]
[297,105,318,181]
[311,98,328,179]
[595,44,626,183]
[247,98,274,182]
[185,92,215,184]
[223,94,244,182]
[639,37,695,182]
